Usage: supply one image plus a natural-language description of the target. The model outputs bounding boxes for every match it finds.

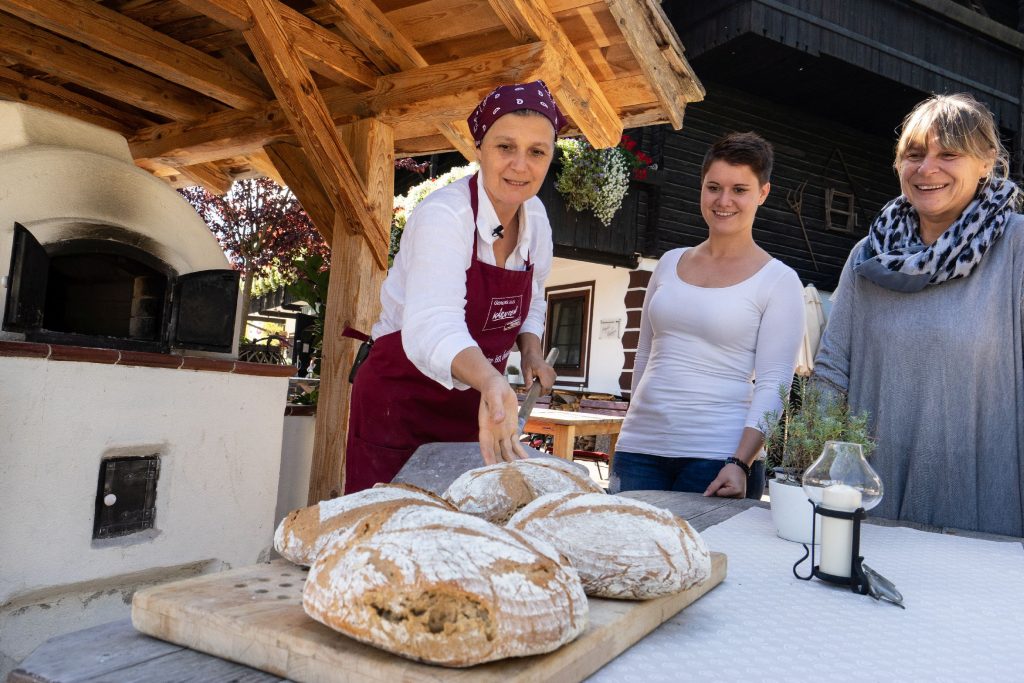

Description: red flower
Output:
[633,168,648,181]
[620,135,637,152]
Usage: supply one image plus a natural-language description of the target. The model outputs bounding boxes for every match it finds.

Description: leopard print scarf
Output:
[856,177,1020,291]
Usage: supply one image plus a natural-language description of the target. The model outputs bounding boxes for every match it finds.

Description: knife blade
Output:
[517,347,559,434]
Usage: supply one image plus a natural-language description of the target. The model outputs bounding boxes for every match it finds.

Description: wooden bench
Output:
[571,398,629,477]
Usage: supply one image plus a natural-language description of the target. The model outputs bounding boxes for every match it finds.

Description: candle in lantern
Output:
[818,484,862,578]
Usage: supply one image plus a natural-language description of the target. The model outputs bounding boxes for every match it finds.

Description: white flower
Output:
[554,139,631,227]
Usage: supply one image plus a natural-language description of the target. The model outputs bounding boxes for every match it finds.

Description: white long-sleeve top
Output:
[371,174,553,390]
[617,247,805,460]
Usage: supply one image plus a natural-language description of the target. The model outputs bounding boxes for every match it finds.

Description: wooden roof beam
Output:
[176,162,235,195]
[263,141,335,244]
[487,0,622,148]
[245,148,287,188]
[244,0,388,268]
[0,65,153,136]
[604,0,704,129]
[178,0,378,88]
[323,0,476,159]
[0,12,220,122]
[130,41,560,167]
[0,0,269,110]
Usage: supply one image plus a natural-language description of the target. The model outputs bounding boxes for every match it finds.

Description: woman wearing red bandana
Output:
[344,81,566,493]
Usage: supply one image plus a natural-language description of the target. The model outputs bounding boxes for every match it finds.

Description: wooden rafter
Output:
[0,65,153,136]
[263,141,335,243]
[323,0,477,160]
[130,41,560,167]
[177,161,234,195]
[0,0,269,111]
[244,148,286,187]
[0,12,219,121]
[244,0,388,268]
[487,0,621,148]
[604,0,704,129]
[178,0,379,88]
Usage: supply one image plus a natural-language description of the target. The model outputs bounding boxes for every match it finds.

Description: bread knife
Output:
[517,348,559,434]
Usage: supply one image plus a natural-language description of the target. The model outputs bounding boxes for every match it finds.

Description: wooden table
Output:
[17,492,1017,683]
[7,493,747,683]
[523,408,625,460]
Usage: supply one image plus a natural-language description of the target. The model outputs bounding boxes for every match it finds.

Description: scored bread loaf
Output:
[303,503,588,667]
[443,457,605,524]
[507,492,711,599]
[273,483,453,565]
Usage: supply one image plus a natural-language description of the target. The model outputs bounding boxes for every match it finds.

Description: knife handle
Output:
[517,348,559,433]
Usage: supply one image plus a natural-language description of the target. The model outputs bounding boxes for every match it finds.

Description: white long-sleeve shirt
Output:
[372,174,553,390]
[617,247,805,460]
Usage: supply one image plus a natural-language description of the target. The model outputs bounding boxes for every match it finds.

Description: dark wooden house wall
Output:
[638,84,901,290]
[669,0,1023,135]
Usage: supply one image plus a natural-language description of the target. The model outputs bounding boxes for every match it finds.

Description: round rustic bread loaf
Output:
[443,457,605,524]
[273,483,453,565]
[303,504,588,667]
[507,492,711,599]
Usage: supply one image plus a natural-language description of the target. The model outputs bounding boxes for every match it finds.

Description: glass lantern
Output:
[793,441,903,607]
[802,441,883,508]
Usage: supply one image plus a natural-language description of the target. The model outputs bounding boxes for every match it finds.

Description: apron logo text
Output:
[482,295,523,332]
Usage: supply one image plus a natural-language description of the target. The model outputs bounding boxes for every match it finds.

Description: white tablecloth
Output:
[589,507,1024,682]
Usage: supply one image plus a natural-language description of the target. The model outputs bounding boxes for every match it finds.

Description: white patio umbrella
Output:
[795,284,827,377]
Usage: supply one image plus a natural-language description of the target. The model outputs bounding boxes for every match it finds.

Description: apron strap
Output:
[341,326,371,343]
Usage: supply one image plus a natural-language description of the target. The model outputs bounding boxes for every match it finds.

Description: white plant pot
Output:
[769,478,822,544]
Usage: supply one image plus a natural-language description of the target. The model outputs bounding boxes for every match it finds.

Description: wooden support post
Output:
[308,118,393,503]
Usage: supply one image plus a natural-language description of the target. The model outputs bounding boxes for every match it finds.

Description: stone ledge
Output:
[0,341,296,378]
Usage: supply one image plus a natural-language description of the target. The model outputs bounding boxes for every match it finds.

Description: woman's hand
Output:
[520,350,556,393]
[704,462,747,498]
[517,333,556,393]
[478,374,528,465]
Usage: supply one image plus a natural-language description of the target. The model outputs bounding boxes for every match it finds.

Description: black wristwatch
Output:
[725,456,751,476]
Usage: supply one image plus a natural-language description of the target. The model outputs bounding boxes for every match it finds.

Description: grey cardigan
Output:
[812,214,1024,536]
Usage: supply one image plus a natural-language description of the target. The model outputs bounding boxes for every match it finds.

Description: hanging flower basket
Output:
[554,134,653,227]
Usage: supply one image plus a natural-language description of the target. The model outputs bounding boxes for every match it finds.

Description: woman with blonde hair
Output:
[813,93,1024,535]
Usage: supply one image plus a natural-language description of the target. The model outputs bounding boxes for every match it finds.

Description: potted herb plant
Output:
[761,377,875,543]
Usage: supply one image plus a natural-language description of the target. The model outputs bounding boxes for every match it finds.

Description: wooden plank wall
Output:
[642,83,901,290]
[668,0,1023,134]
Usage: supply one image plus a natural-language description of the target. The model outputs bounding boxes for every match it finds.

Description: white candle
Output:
[818,484,862,578]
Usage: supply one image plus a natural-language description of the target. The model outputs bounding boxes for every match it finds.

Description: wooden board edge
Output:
[129,554,727,683]
[522,551,727,683]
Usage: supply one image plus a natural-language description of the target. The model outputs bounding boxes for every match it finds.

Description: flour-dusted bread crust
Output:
[443,458,605,524]
[273,484,453,565]
[507,492,711,599]
[303,504,588,667]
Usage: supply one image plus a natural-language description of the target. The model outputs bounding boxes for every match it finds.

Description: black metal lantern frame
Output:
[792,500,869,592]
[792,499,905,608]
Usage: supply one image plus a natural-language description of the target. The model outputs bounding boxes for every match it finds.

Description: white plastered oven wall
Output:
[0,102,231,334]
[0,357,287,671]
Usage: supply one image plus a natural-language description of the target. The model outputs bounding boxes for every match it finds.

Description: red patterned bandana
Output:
[467,80,567,145]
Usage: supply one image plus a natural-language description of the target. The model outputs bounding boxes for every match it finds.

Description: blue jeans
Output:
[609,451,765,499]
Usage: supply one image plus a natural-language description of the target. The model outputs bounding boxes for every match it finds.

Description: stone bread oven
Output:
[0,103,293,674]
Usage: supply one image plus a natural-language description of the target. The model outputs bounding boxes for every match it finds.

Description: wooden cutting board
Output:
[132,552,725,683]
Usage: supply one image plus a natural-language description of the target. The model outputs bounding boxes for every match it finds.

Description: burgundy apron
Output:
[344,174,534,493]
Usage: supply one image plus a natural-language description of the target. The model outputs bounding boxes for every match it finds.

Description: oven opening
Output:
[5,223,240,354]
[45,243,169,342]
